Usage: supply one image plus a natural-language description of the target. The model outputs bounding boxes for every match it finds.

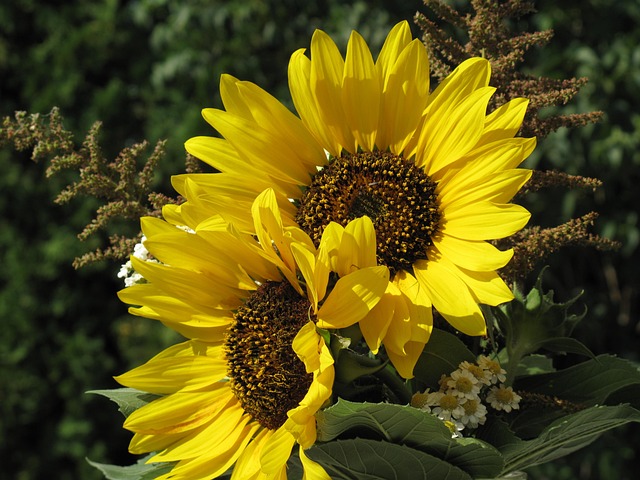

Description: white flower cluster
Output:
[116,236,156,287]
[411,355,521,435]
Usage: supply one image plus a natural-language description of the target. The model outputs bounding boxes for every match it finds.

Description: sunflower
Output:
[116,188,388,479]
[181,21,535,377]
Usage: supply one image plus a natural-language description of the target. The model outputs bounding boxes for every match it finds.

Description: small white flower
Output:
[478,355,507,384]
[486,385,522,413]
[117,235,159,287]
[430,392,465,422]
[459,360,492,385]
[447,368,481,399]
[132,236,151,260]
[456,397,487,428]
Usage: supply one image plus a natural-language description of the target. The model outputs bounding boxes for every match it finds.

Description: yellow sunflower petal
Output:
[151,401,249,462]
[445,261,515,306]
[310,29,355,151]
[129,430,185,456]
[375,21,412,81]
[129,257,242,310]
[293,321,323,374]
[219,73,254,119]
[155,421,259,480]
[338,216,378,275]
[378,282,412,355]
[184,136,275,180]
[114,355,227,395]
[124,388,234,435]
[413,259,486,336]
[260,426,296,475]
[300,445,332,480]
[202,108,310,186]
[385,340,427,379]
[231,428,273,480]
[479,97,530,145]
[424,57,491,112]
[289,48,341,156]
[316,266,389,329]
[443,201,531,241]
[419,86,496,174]
[439,168,533,210]
[359,284,396,354]
[318,221,345,274]
[432,235,514,271]
[251,188,301,292]
[393,270,433,345]
[291,243,326,313]
[343,30,380,151]
[380,38,430,154]
[448,137,537,179]
[235,80,326,171]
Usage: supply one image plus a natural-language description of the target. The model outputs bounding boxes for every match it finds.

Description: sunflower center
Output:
[225,281,313,430]
[296,151,441,274]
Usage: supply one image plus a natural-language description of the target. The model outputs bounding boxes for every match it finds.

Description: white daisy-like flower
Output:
[117,235,159,287]
[459,360,493,385]
[456,397,488,428]
[447,368,481,400]
[486,385,522,412]
[430,392,465,422]
[478,355,507,384]
[410,389,433,411]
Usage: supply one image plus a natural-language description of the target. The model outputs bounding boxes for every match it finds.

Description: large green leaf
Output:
[514,354,640,405]
[306,438,473,480]
[316,400,504,478]
[87,455,174,480]
[413,328,476,390]
[501,404,640,473]
[87,388,161,418]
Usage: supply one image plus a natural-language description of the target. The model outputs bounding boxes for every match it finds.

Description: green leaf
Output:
[316,400,504,478]
[501,404,640,473]
[306,438,473,480]
[334,348,387,385]
[87,454,174,480]
[495,268,588,379]
[514,355,640,405]
[515,354,555,376]
[476,416,522,452]
[413,328,476,390]
[87,388,161,418]
[534,336,594,358]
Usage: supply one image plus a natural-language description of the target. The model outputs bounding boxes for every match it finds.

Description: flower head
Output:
[447,368,482,400]
[459,360,493,385]
[430,391,465,422]
[181,21,534,378]
[487,385,522,413]
[116,189,388,479]
[458,397,488,428]
[478,355,508,384]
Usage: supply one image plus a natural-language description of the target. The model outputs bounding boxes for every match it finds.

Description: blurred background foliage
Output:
[0,0,637,479]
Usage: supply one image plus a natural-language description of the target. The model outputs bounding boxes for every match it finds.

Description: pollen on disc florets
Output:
[296,151,441,274]
[225,281,313,430]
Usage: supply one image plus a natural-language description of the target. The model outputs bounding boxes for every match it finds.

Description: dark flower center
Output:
[225,281,313,430]
[296,151,441,274]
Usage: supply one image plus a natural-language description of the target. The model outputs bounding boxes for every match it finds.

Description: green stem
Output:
[374,364,412,404]
[504,344,527,387]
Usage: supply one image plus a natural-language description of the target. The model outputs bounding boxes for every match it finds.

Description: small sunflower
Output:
[116,188,388,479]
[181,21,535,377]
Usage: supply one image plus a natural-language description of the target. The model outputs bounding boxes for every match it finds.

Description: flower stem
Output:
[374,364,412,404]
